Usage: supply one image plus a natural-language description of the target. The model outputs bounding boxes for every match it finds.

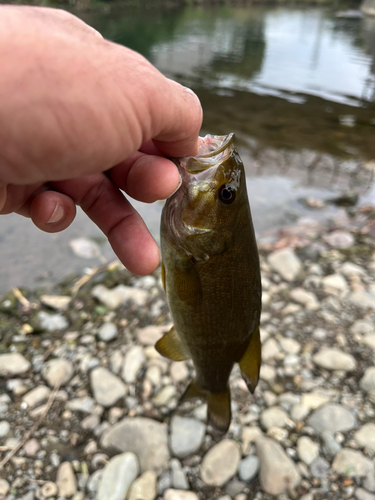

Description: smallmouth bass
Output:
[156,133,262,433]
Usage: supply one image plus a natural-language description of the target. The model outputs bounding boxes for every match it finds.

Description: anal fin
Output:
[155,326,188,361]
[239,326,261,394]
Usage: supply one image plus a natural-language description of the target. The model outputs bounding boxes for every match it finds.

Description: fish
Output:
[156,133,262,433]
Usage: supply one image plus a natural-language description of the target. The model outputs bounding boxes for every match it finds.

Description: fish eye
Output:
[219,184,236,204]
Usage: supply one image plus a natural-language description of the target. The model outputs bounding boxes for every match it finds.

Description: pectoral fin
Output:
[180,380,231,434]
[155,326,188,361]
[239,326,261,394]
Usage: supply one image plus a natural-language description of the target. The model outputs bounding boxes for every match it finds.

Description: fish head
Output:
[163,133,248,261]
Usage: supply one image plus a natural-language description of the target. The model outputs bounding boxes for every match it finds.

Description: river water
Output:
[1,3,374,294]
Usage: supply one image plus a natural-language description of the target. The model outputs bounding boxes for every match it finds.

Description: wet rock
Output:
[312,348,356,371]
[201,439,241,486]
[290,288,319,310]
[360,367,375,395]
[0,353,30,376]
[40,482,59,498]
[22,385,51,408]
[40,295,71,311]
[324,230,354,248]
[297,436,319,465]
[122,346,146,383]
[332,449,374,477]
[101,417,170,474]
[238,455,259,482]
[137,325,166,345]
[97,452,139,500]
[128,470,157,500]
[42,358,74,387]
[97,322,118,342]
[0,421,10,438]
[256,437,301,495]
[170,416,206,458]
[90,367,126,407]
[354,423,375,452]
[56,462,77,498]
[322,274,348,295]
[164,491,198,500]
[310,456,330,478]
[0,479,10,499]
[260,406,288,430]
[268,248,302,281]
[38,311,68,332]
[308,404,356,434]
[349,291,375,310]
[92,284,148,310]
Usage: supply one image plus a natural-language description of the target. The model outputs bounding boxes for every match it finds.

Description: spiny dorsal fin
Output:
[239,326,261,394]
[155,326,188,361]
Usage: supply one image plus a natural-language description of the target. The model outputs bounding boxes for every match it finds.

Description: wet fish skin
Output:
[156,133,262,433]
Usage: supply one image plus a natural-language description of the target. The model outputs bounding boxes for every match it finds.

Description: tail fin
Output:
[180,380,231,434]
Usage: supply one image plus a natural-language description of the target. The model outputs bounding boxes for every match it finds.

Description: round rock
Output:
[90,367,126,407]
[360,367,375,394]
[100,417,170,474]
[260,406,288,430]
[97,452,139,500]
[0,353,30,376]
[238,455,260,482]
[312,348,356,371]
[0,421,10,438]
[201,439,240,486]
[332,449,374,477]
[170,416,206,458]
[297,436,319,465]
[354,423,375,452]
[128,470,157,500]
[42,358,74,387]
[22,385,51,408]
[307,404,356,434]
[122,346,146,384]
[97,322,118,342]
[0,479,10,499]
[268,248,302,281]
[56,462,77,498]
[164,490,199,500]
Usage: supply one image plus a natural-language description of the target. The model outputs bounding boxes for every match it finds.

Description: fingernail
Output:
[47,203,64,224]
[0,184,6,212]
[170,173,182,197]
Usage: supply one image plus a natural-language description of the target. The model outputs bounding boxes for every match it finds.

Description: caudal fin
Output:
[180,380,231,434]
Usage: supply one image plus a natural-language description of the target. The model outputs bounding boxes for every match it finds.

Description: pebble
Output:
[201,439,241,486]
[38,311,68,331]
[66,397,95,413]
[340,262,366,277]
[349,291,375,310]
[23,438,39,457]
[238,455,260,482]
[354,423,375,452]
[290,403,309,421]
[360,367,375,394]
[307,403,356,434]
[137,325,166,345]
[241,426,263,454]
[92,284,149,309]
[40,295,71,311]
[324,230,354,248]
[22,385,51,408]
[110,351,123,374]
[260,406,289,430]
[301,392,330,410]
[297,436,319,465]
[101,417,170,474]
[268,248,302,281]
[290,288,319,309]
[332,449,374,477]
[279,338,300,355]
[97,452,139,500]
[322,430,341,456]
[309,456,330,478]
[262,338,280,361]
[164,491,199,500]
[122,345,146,383]
[0,480,9,499]
[351,320,374,335]
[0,421,10,438]
[40,482,59,498]
[86,470,103,493]
[152,385,176,406]
[97,322,118,342]
[170,416,206,458]
[322,273,348,295]
[171,459,189,490]
[90,366,126,407]
[42,358,74,387]
[56,462,77,498]
[356,488,375,500]
[312,348,356,371]
[128,470,157,500]
[256,437,301,495]
[170,362,189,383]
[0,353,30,376]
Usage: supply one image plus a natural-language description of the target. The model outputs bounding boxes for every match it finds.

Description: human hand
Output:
[0,6,202,275]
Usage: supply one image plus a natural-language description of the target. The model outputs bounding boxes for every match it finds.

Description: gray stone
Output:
[260,406,289,430]
[137,325,166,345]
[309,456,330,478]
[0,353,30,376]
[312,348,356,371]
[201,439,241,486]
[256,437,301,495]
[307,404,356,434]
[90,367,126,407]
[38,311,68,332]
[97,452,139,500]
[290,288,319,310]
[122,346,146,383]
[351,320,374,335]
[279,338,301,355]
[171,459,189,490]
[0,421,10,438]
[81,414,100,430]
[66,397,95,413]
[97,322,118,342]
[238,455,259,482]
[354,423,375,452]
[101,417,170,474]
[128,470,157,500]
[360,367,375,394]
[170,362,189,383]
[262,338,280,361]
[40,295,71,311]
[268,248,302,281]
[349,291,375,310]
[110,351,123,375]
[290,403,309,421]
[322,431,341,456]
[164,491,199,500]
[56,462,77,498]
[23,385,51,408]
[42,358,74,387]
[332,449,374,477]
[92,284,149,310]
[297,436,319,465]
[170,416,205,458]
[355,488,375,500]
[87,470,103,494]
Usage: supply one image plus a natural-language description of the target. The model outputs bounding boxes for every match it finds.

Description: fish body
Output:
[157,134,262,433]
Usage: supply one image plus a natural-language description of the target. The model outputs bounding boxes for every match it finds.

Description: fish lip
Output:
[196,133,235,159]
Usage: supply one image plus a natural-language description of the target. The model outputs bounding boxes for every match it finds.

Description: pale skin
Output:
[0,5,202,275]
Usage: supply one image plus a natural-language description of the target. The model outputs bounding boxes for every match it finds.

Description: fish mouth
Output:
[185,133,235,174]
